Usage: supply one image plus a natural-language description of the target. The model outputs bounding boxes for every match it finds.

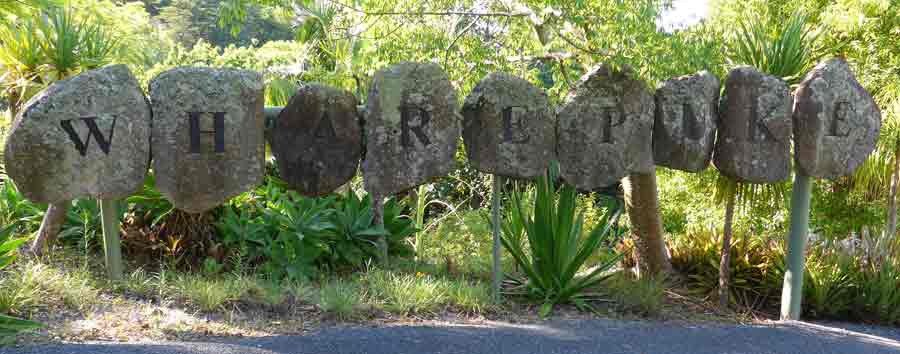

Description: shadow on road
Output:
[4,319,900,354]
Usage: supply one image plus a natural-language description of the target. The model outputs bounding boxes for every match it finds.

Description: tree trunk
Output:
[621,171,672,278]
[887,149,900,238]
[719,190,736,309]
[8,89,20,121]
[29,202,71,257]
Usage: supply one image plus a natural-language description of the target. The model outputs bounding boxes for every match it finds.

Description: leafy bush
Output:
[605,273,668,317]
[215,177,416,281]
[669,229,785,308]
[501,175,623,315]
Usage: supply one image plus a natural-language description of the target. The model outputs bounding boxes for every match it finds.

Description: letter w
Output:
[60,116,117,156]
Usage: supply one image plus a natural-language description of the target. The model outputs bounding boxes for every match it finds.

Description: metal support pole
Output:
[99,199,123,281]
[780,173,812,320]
[491,174,503,302]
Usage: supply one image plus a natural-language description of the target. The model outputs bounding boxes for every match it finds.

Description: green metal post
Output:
[99,199,124,281]
[491,174,503,302]
[780,173,812,320]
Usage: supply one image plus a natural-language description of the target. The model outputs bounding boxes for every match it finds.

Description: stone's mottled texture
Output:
[150,67,265,213]
[713,67,793,183]
[270,84,361,196]
[3,65,151,203]
[653,71,720,172]
[556,64,655,190]
[461,73,555,178]
[793,58,881,179]
[362,62,460,195]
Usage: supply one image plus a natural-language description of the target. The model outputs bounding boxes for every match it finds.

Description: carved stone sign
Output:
[556,64,654,190]
[269,84,361,196]
[362,62,460,195]
[793,58,881,179]
[713,66,793,183]
[149,67,265,213]
[461,72,554,178]
[3,65,151,203]
[653,71,720,172]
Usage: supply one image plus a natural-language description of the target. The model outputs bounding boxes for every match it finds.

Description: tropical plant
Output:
[323,191,388,269]
[501,174,623,315]
[0,224,43,339]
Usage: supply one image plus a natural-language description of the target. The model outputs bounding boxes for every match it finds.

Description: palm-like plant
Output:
[715,11,821,308]
[501,175,623,315]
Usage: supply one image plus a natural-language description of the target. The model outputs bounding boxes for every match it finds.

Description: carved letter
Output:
[189,112,226,153]
[60,116,117,156]
[314,111,338,139]
[502,106,530,143]
[400,105,431,148]
[830,102,851,137]
[682,103,704,140]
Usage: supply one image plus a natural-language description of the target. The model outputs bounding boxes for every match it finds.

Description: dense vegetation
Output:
[1,0,899,340]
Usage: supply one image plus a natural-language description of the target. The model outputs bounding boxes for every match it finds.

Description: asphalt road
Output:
[4,319,900,354]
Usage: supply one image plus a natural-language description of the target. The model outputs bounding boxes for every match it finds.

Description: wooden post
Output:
[99,199,123,281]
[491,174,503,302]
[781,173,812,320]
[372,192,388,264]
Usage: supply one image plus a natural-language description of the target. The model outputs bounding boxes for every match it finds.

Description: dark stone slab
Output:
[713,66,793,183]
[362,62,460,195]
[3,65,151,203]
[556,64,655,190]
[269,84,361,196]
[653,71,720,172]
[149,67,265,213]
[461,72,554,178]
[793,58,881,179]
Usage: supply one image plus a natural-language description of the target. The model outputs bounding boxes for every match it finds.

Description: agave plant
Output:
[501,174,623,315]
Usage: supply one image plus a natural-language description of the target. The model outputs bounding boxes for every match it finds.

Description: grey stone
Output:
[269,84,361,196]
[149,67,265,213]
[461,72,554,178]
[3,65,150,203]
[713,66,793,183]
[653,71,720,172]
[362,62,460,195]
[793,58,881,179]
[556,64,655,190]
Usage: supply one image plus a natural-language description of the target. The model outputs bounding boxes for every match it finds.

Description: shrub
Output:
[501,175,623,315]
[317,279,362,320]
[605,273,668,317]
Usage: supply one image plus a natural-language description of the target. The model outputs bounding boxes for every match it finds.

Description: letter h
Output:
[188,112,225,153]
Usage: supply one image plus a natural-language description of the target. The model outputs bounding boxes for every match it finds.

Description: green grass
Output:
[605,273,668,317]
[362,268,492,316]
[0,261,99,316]
[317,279,362,320]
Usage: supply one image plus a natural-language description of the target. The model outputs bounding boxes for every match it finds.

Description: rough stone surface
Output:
[461,72,554,178]
[3,65,151,203]
[362,62,460,195]
[150,67,265,213]
[270,84,361,196]
[713,67,793,183]
[793,58,881,179]
[556,64,655,190]
[653,71,720,172]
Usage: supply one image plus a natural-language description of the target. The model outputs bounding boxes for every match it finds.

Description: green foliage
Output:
[501,175,622,314]
[605,273,668,317]
[215,177,416,281]
[362,268,491,316]
[317,278,362,320]
[669,229,785,308]
[726,11,822,83]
